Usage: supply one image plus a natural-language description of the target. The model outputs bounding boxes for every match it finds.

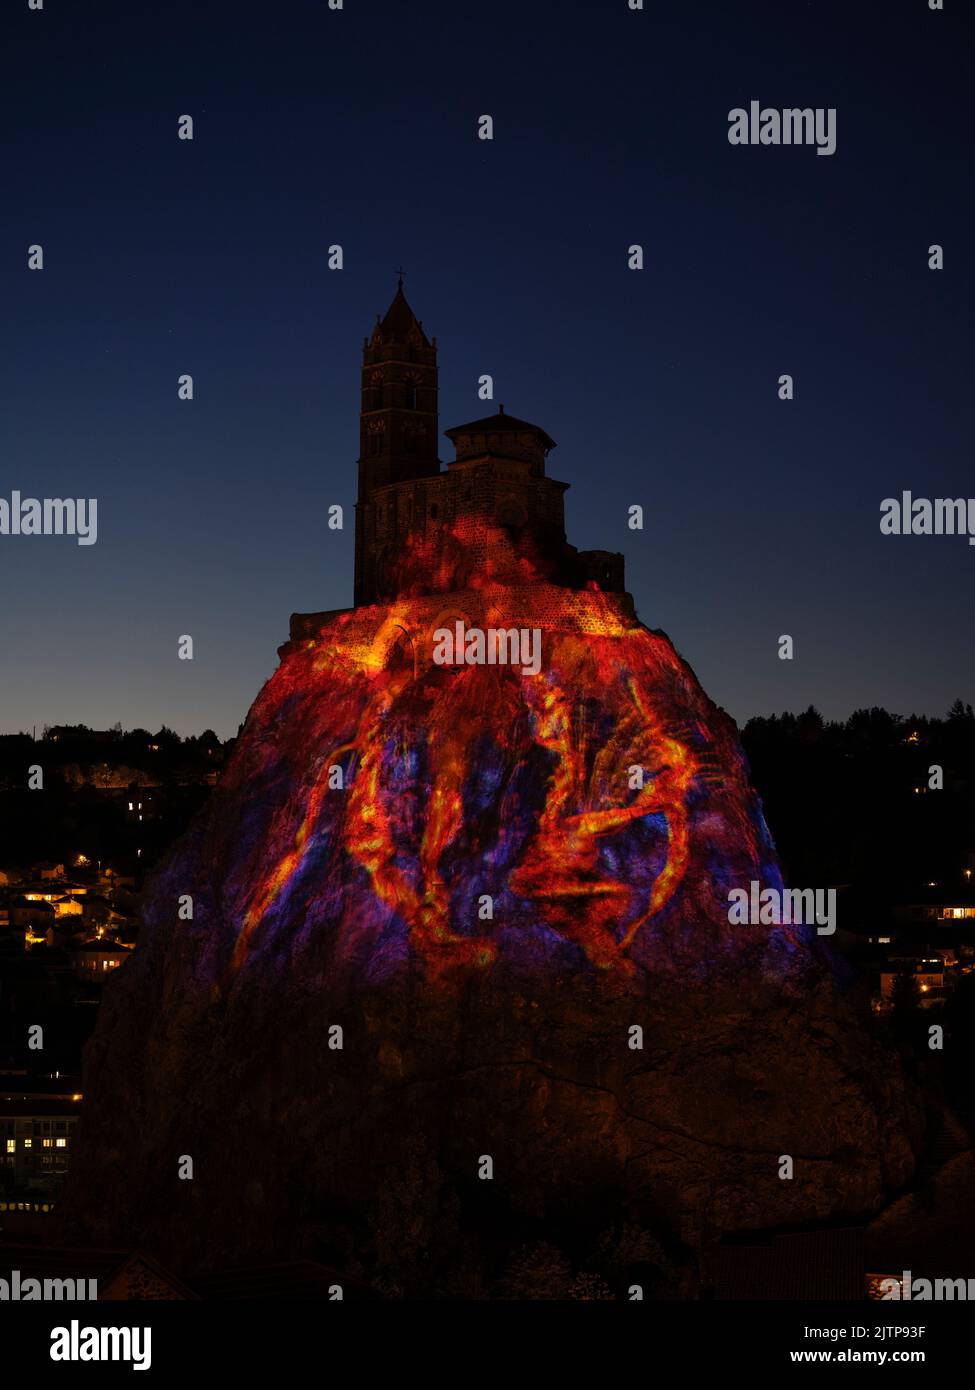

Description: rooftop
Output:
[374,282,430,347]
[444,406,556,452]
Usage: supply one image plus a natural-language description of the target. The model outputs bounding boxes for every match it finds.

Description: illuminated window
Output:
[55,1138,67,1149]
[24,1138,31,1148]
[5,1140,13,1154]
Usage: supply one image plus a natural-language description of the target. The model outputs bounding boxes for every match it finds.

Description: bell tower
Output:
[354,279,440,606]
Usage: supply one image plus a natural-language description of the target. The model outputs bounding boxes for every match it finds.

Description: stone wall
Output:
[284,582,638,669]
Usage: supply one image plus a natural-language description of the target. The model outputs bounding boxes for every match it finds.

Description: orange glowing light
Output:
[228,589,704,982]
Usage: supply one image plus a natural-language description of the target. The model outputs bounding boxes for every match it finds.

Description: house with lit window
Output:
[32,862,66,881]
[894,884,975,926]
[70,939,133,982]
[879,957,947,1004]
[0,1099,81,1194]
[10,897,57,939]
[20,879,88,905]
[125,783,155,823]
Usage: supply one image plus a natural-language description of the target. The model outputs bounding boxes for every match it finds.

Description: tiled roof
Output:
[445,409,556,451]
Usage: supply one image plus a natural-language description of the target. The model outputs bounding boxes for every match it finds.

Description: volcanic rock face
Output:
[66,581,921,1292]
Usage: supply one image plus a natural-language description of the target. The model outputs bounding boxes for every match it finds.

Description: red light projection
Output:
[217,573,782,989]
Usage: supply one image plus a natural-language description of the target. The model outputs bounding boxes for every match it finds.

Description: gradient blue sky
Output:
[2,0,972,738]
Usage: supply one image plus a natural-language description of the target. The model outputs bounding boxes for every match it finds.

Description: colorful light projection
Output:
[219,583,786,986]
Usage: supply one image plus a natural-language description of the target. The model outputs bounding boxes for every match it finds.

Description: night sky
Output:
[2,0,972,739]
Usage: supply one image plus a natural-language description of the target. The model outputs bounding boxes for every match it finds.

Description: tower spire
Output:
[355,283,440,606]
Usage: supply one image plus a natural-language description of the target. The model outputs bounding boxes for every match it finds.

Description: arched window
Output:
[404,383,417,410]
[430,504,439,519]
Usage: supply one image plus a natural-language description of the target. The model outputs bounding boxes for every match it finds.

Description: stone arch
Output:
[369,618,418,679]
[387,625,416,676]
[424,604,476,673]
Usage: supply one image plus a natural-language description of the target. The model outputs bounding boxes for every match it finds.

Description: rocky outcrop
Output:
[65,590,922,1293]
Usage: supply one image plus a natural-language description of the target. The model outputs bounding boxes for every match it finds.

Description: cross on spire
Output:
[395,266,406,289]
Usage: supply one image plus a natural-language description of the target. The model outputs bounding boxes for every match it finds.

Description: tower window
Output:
[430,504,438,519]
[404,384,417,409]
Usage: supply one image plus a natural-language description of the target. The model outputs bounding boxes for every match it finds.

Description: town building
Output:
[894,886,975,925]
[70,940,133,983]
[878,957,947,1003]
[33,862,66,881]
[0,1099,80,1195]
